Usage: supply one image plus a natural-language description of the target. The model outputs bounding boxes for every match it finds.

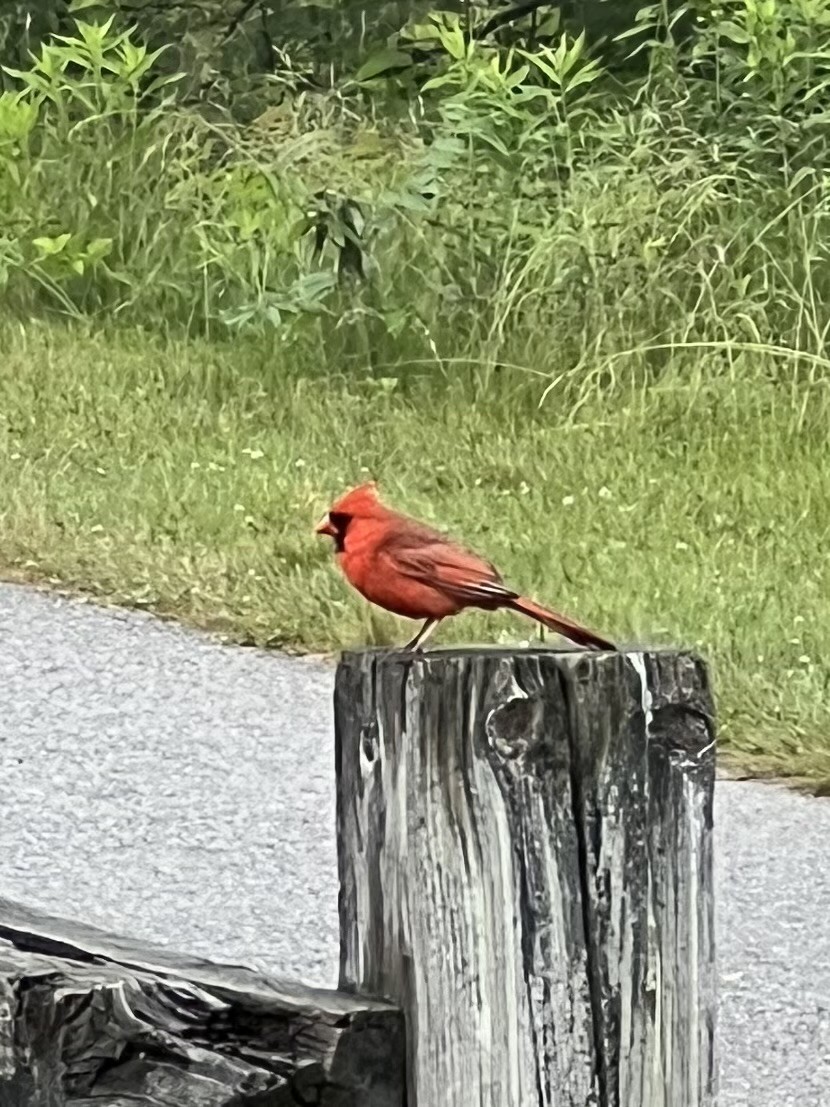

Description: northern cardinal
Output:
[316,482,615,651]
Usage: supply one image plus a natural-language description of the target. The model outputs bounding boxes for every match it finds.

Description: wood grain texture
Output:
[0,897,405,1107]
[335,647,716,1107]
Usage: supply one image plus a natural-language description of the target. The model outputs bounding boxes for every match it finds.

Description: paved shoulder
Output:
[0,583,339,983]
[1,583,828,1105]
[717,779,830,1106]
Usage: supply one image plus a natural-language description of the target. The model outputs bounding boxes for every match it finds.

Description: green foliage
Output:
[1,3,830,358]
[0,1,468,105]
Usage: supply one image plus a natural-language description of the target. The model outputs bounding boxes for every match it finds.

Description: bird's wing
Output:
[379,530,517,606]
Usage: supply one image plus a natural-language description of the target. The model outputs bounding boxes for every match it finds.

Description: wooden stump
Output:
[335,647,716,1107]
[0,897,405,1106]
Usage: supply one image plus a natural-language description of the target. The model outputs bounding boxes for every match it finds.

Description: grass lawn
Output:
[1,319,828,787]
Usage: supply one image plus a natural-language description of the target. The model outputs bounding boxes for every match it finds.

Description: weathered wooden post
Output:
[335,647,716,1107]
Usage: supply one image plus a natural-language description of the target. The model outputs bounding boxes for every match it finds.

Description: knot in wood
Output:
[360,721,379,763]
[651,704,715,764]
[485,696,541,760]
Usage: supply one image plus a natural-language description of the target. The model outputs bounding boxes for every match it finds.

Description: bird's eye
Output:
[329,511,350,532]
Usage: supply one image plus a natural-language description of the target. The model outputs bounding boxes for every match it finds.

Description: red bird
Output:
[316,482,615,651]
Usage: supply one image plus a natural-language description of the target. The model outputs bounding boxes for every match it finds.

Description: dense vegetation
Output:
[0,1,828,784]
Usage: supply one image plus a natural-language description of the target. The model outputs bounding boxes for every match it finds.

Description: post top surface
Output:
[338,644,696,664]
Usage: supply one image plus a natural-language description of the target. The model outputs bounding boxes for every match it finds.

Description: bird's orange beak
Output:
[315,513,336,538]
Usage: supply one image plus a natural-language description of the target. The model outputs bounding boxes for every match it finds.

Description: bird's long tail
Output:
[507,596,616,651]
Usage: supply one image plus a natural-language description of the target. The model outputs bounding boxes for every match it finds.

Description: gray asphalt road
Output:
[1,582,828,1105]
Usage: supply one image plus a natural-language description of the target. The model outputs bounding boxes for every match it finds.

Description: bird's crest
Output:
[329,480,382,517]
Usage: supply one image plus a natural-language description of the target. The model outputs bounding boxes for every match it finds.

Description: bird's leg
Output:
[403,618,440,651]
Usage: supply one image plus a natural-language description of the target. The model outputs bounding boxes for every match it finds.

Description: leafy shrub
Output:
[0,1,829,400]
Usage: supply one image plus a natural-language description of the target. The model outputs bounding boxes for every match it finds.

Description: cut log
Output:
[335,647,716,1107]
[0,897,405,1106]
